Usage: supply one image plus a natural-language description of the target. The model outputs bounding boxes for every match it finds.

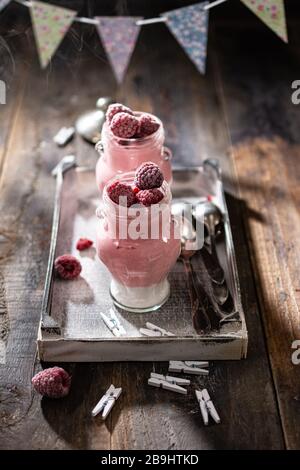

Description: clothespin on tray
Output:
[100,309,126,337]
[140,322,174,337]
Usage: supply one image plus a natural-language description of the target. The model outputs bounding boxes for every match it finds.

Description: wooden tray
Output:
[38,157,248,361]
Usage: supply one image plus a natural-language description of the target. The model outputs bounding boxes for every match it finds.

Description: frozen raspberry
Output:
[76,238,93,251]
[107,181,136,207]
[54,254,82,280]
[134,162,164,190]
[106,103,133,124]
[137,114,160,138]
[32,367,71,398]
[110,112,139,139]
[136,188,164,207]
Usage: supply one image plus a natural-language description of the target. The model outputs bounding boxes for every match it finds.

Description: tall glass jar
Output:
[96,112,172,193]
[96,173,180,312]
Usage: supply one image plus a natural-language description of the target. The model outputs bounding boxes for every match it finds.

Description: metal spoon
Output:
[180,238,212,334]
[75,97,115,144]
[194,203,234,307]
[193,201,225,285]
[172,202,223,334]
[195,202,239,317]
[173,202,235,327]
[172,202,212,333]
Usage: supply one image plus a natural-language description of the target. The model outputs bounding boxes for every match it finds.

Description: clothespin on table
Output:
[140,322,175,337]
[169,360,209,376]
[100,309,126,337]
[53,126,75,146]
[92,385,122,420]
[195,389,220,425]
[148,372,190,395]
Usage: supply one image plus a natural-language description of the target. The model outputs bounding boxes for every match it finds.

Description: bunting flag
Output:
[30,1,77,68]
[96,17,142,84]
[240,0,288,43]
[163,2,209,74]
[1,0,290,74]
[0,0,10,13]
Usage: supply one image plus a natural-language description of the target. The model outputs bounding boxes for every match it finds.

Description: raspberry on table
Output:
[137,114,160,138]
[110,112,139,139]
[54,254,82,280]
[32,367,71,398]
[76,238,93,251]
[106,103,133,124]
[107,181,137,207]
[136,188,164,207]
[134,162,164,190]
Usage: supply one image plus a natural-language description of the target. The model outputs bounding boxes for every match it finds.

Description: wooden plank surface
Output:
[0,4,294,449]
[214,20,300,449]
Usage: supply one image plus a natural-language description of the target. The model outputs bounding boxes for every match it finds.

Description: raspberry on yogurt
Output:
[106,103,133,124]
[110,112,139,139]
[137,114,160,138]
[107,181,137,207]
[134,162,164,190]
[136,188,164,207]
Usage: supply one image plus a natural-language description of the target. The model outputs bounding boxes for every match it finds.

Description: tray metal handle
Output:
[40,156,76,334]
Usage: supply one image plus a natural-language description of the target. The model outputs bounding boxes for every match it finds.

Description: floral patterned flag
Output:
[163,2,209,74]
[0,0,10,13]
[96,17,142,84]
[241,0,288,42]
[30,1,77,68]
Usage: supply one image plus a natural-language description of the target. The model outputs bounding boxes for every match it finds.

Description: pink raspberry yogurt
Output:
[96,172,180,312]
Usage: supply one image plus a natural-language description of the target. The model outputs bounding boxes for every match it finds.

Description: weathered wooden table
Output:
[0,1,300,450]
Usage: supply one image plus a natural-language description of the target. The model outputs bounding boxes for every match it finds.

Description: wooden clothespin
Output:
[169,360,209,375]
[195,389,220,425]
[148,372,190,395]
[53,126,75,146]
[100,309,126,337]
[92,385,122,420]
[140,322,175,337]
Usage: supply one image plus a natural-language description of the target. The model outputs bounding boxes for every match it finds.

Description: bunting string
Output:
[14,0,227,26]
[2,0,289,81]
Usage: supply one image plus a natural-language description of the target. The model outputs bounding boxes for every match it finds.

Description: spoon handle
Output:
[182,258,212,334]
[201,244,225,285]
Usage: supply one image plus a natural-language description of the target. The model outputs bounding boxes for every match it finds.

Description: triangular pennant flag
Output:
[240,0,288,43]
[96,17,142,84]
[163,2,209,74]
[30,1,77,68]
[0,1,10,13]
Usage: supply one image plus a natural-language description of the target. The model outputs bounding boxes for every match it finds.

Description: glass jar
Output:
[95,112,172,193]
[96,173,180,312]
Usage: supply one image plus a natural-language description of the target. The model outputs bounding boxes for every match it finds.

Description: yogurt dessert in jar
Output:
[95,103,172,193]
[96,162,180,312]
